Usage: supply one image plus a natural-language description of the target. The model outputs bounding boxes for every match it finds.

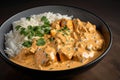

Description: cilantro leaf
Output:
[26,17,31,21]
[15,25,21,30]
[41,16,50,25]
[35,31,44,37]
[22,41,32,47]
[36,38,46,46]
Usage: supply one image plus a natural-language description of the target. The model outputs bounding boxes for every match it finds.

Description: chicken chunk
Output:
[85,22,96,33]
[73,19,87,33]
[44,45,57,62]
[71,32,78,40]
[60,46,74,59]
[30,39,38,53]
[58,50,69,62]
[35,49,49,66]
[51,20,61,30]
[56,33,66,43]
[73,48,88,62]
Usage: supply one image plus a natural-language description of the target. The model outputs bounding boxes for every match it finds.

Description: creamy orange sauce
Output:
[10,18,104,70]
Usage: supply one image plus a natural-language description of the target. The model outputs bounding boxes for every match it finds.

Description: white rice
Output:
[5,12,73,57]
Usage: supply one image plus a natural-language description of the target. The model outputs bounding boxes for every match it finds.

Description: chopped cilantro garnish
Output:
[41,16,50,25]
[22,41,32,47]
[28,34,32,39]
[17,16,51,47]
[33,26,41,32]
[19,27,29,36]
[35,31,44,37]
[44,27,51,34]
[26,17,31,21]
[36,38,46,46]
[15,25,21,30]
[58,26,69,36]
[20,27,25,34]
[62,26,69,31]
[58,26,69,32]
[28,25,33,30]
[28,32,34,39]
[41,24,51,34]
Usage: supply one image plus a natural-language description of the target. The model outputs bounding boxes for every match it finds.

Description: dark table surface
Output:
[0,0,120,80]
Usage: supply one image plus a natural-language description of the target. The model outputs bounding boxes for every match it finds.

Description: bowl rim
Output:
[0,5,112,72]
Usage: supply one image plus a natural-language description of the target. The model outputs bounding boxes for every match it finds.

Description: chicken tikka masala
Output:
[10,16,104,70]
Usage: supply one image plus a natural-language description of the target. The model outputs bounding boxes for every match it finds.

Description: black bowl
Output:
[0,5,112,79]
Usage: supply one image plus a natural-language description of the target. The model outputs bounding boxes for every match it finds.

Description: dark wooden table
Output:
[0,0,120,80]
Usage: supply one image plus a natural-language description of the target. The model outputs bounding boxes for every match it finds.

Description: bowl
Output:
[0,5,112,79]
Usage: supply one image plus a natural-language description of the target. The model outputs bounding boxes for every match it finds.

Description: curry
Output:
[10,18,104,70]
